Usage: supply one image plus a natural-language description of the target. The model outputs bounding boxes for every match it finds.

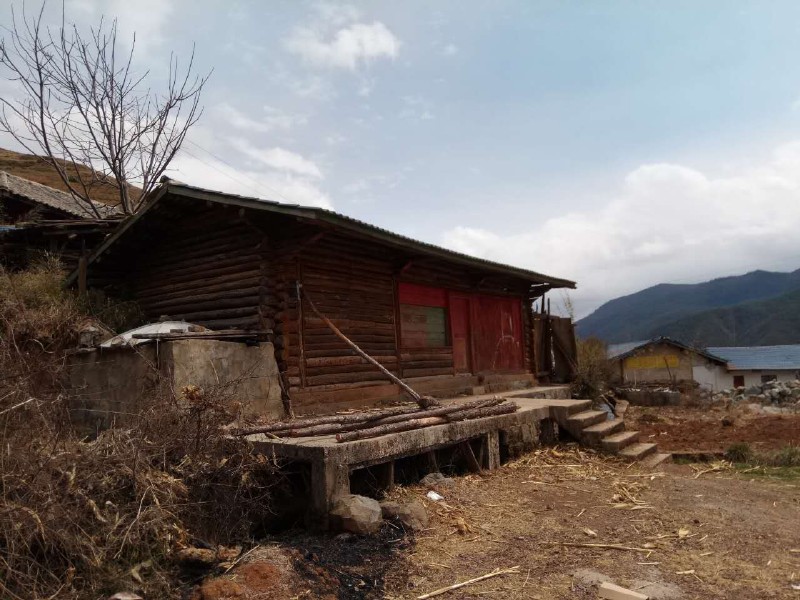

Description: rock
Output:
[573,568,613,588]
[629,579,684,599]
[420,472,455,489]
[109,594,143,600]
[329,494,382,535]
[380,500,429,530]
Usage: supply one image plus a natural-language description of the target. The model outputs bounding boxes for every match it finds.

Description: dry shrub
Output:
[0,262,280,599]
[572,337,614,400]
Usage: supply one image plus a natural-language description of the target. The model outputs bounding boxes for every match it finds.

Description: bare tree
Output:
[0,2,210,215]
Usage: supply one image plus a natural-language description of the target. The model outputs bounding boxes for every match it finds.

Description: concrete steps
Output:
[567,410,607,429]
[641,452,673,469]
[618,442,658,461]
[550,400,670,467]
[581,419,624,444]
[601,430,639,452]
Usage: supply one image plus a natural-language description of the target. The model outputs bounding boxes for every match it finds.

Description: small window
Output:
[400,304,448,348]
[761,374,777,384]
[733,375,745,388]
[398,282,449,348]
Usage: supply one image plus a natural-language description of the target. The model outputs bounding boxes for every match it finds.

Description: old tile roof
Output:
[0,170,120,219]
[706,345,800,371]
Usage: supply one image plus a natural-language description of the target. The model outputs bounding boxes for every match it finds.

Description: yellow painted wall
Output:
[618,342,695,383]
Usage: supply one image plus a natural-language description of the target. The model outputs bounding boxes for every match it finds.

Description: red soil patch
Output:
[626,405,800,452]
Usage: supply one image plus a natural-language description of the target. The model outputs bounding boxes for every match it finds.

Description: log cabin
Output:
[67,179,576,416]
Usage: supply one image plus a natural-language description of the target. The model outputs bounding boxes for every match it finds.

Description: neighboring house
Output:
[706,345,800,389]
[0,170,120,268]
[609,337,800,391]
[608,337,727,389]
[67,179,576,416]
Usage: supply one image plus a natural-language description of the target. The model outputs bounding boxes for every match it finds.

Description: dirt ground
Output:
[626,404,800,453]
[194,445,800,599]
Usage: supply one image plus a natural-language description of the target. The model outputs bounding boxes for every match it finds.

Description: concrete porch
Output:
[247,385,577,528]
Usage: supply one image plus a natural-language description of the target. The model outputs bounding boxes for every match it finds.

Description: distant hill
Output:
[0,147,134,206]
[656,288,800,346]
[577,268,800,344]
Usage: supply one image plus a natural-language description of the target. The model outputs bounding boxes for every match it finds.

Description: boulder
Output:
[420,472,455,489]
[380,500,429,530]
[329,495,382,535]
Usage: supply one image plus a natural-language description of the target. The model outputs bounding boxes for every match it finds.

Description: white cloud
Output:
[216,103,307,133]
[285,16,400,70]
[442,43,458,57]
[166,152,332,209]
[442,141,800,318]
[67,0,174,53]
[398,95,435,120]
[230,139,323,179]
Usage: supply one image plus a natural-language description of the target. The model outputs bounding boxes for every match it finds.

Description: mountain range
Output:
[577,268,800,346]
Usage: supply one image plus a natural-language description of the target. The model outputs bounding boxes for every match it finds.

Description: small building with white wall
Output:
[706,345,800,390]
[608,337,727,388]
[608,338,800,392]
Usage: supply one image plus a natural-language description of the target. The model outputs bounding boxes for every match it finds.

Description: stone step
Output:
[549,400,593,422]
[641,452,672,469]
[618,442,658,461]
[566,410,607,430]
[601,430,639,452]
[582,419,625,444]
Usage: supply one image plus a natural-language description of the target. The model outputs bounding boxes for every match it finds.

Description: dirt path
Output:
[380,446,800,599]
[191,445,799,599]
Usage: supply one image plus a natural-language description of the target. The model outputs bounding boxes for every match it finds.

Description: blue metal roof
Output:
[706,345,800,371]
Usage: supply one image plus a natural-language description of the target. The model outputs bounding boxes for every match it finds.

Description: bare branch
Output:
[0,1,209,215]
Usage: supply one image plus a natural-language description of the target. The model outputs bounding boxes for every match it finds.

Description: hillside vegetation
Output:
[657,287,800,346]
[0,147,137,206]
[577,268,800,344]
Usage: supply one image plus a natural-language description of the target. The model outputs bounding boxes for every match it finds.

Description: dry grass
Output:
[0,147,137,206]
[0,261,280,599]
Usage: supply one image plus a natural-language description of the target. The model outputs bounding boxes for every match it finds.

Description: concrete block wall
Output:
[67,339,282,433]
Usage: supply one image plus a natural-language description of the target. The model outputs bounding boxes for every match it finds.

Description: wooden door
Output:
[449,293,471,373]
[472,294,524,372]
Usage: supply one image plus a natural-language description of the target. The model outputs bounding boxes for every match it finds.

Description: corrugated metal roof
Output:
[0,170,120,219]
[607,340,648,359]
[706,345,800,371]
[608,336,727,364]
[70,179,577,289]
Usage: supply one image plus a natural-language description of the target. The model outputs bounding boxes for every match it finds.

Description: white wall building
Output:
[705,345,800,391]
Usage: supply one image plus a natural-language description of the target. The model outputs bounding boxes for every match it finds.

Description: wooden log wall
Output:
[282,231,402,391]
[128,210,269,331]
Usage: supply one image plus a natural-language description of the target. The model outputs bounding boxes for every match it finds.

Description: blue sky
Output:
[4,1,800,316]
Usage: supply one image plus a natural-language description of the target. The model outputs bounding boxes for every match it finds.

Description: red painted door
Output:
[449,293,471,372]
[471,294,524,372]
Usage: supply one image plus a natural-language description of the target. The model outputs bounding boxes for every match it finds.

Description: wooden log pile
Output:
[233,396,518,442]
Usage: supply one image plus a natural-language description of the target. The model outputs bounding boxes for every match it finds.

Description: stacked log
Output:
[234,397,518,443]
